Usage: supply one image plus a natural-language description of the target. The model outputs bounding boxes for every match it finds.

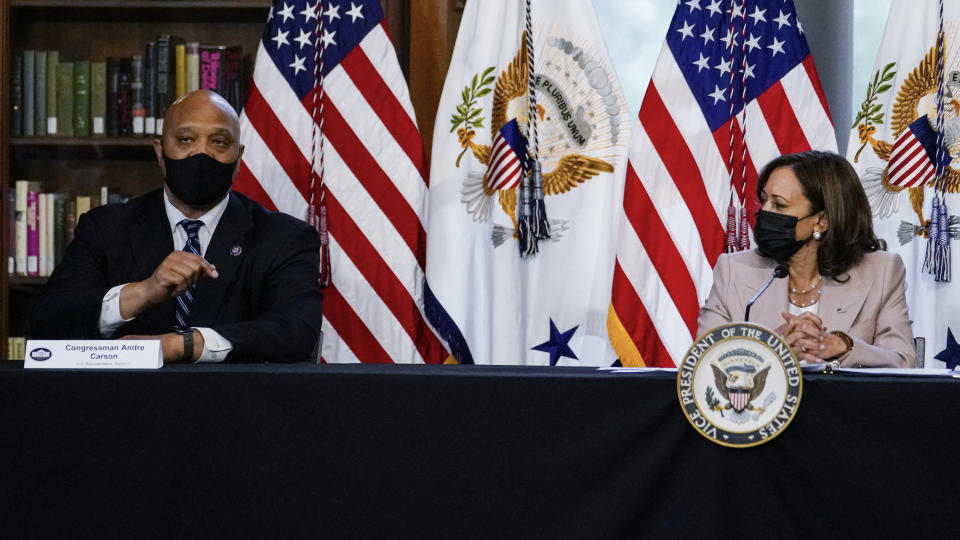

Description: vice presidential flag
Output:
[847,0,960,368]
[608,0,836,367]
[235,0,447,364]
[424,0,630,365]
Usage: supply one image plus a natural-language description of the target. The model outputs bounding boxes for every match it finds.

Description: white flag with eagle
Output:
[424,0,629,365]
[847,0,960,368]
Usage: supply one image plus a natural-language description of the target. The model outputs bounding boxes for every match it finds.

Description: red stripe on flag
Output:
[611,262,674,366]
[888,143,927,179]
[891,149,931,188]
[323,284,395,364]
[889,140,925,172]
[242,84,313,200]
[488,151,513,181]
[234,161,279,212]
[904,171,933,189]
[320,99,428,270]
[490,157,521,191]
[489,137,512,170]
[640,84,725,265]
[624,165,700,336]
[340,41,429,181]
[325,190,448,364]
[756,82,811,155]
[899,160,933,188]
[802,55,832,122]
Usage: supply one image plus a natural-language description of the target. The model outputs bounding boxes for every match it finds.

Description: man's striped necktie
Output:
[174,219,203,327]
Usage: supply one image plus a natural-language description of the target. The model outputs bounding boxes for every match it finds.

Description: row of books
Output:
[11,36,246,138]
[8,180,129,277]
[7,337,27,361]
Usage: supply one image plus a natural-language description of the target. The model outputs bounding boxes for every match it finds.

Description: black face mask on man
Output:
[753,209,817,262]
[162,151,237,207]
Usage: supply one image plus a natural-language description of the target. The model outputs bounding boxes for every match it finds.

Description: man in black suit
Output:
[31,90,323,363]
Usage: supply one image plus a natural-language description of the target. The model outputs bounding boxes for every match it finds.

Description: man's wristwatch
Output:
[174,326,195,363]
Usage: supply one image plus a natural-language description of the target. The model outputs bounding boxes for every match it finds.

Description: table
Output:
[1,363,957,538]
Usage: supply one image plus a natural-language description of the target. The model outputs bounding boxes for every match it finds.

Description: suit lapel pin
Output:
[230,245,243,256]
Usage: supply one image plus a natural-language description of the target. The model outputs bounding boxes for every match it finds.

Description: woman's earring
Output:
[813,230,823,241]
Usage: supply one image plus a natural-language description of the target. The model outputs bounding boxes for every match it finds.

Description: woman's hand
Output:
[775,312,846,363]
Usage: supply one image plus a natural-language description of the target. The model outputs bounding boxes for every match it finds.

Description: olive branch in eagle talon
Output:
[705,386,724,417]
[451,66,496,167]
[853,62,896,163]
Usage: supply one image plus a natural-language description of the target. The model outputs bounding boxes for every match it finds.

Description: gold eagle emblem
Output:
[451,32,614,235]
[709,360,771,414]
[855,45,960,225]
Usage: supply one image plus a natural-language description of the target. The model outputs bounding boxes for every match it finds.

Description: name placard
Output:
[24,340,163,370]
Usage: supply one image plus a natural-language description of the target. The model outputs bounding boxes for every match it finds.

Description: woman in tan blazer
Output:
[697,150,916,368]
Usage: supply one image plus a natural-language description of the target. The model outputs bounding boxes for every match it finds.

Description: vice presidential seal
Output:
[677,323,802,448]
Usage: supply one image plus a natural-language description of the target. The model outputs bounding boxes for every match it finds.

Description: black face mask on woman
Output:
[753,209,816,262]
[163,151,237,207]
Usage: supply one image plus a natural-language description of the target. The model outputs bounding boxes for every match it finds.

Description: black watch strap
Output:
[175,326,195,363]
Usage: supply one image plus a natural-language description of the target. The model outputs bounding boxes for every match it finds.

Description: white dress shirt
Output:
[98,191,233,362]
[787,301,820,316]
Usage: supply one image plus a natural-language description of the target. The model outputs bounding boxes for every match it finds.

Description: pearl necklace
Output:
[788,288,821,307]
[788,275,822,308]
[789,275,821,295]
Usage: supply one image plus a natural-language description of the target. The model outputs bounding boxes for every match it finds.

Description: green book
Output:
[90,62,107,136]
[23,50,35,136]
[35,50,47,136]
[73,60,90,136]
[56,62,74,137]
[45,50,58,135]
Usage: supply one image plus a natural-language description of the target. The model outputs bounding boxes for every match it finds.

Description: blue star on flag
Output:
[935,327,960,370]
[532,319,579,366]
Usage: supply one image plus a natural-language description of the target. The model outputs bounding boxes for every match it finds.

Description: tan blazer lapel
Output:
[818,267,867,332]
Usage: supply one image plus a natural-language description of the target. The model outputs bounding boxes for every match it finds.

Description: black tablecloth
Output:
[1,363,957,538]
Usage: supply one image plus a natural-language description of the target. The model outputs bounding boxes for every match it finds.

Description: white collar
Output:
[162,189,231,237]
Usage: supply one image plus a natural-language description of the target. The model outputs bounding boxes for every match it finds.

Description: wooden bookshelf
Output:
[11,137,156,163]
[8,276,47,288]
[12,136,153,146]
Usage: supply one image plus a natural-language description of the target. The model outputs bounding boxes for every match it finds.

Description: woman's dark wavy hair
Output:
[756,150,880,279]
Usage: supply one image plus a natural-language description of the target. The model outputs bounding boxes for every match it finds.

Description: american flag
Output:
[234,0,448,364]
[486,119,529,191]
[887,115,946,188]
[607,0,836,367]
